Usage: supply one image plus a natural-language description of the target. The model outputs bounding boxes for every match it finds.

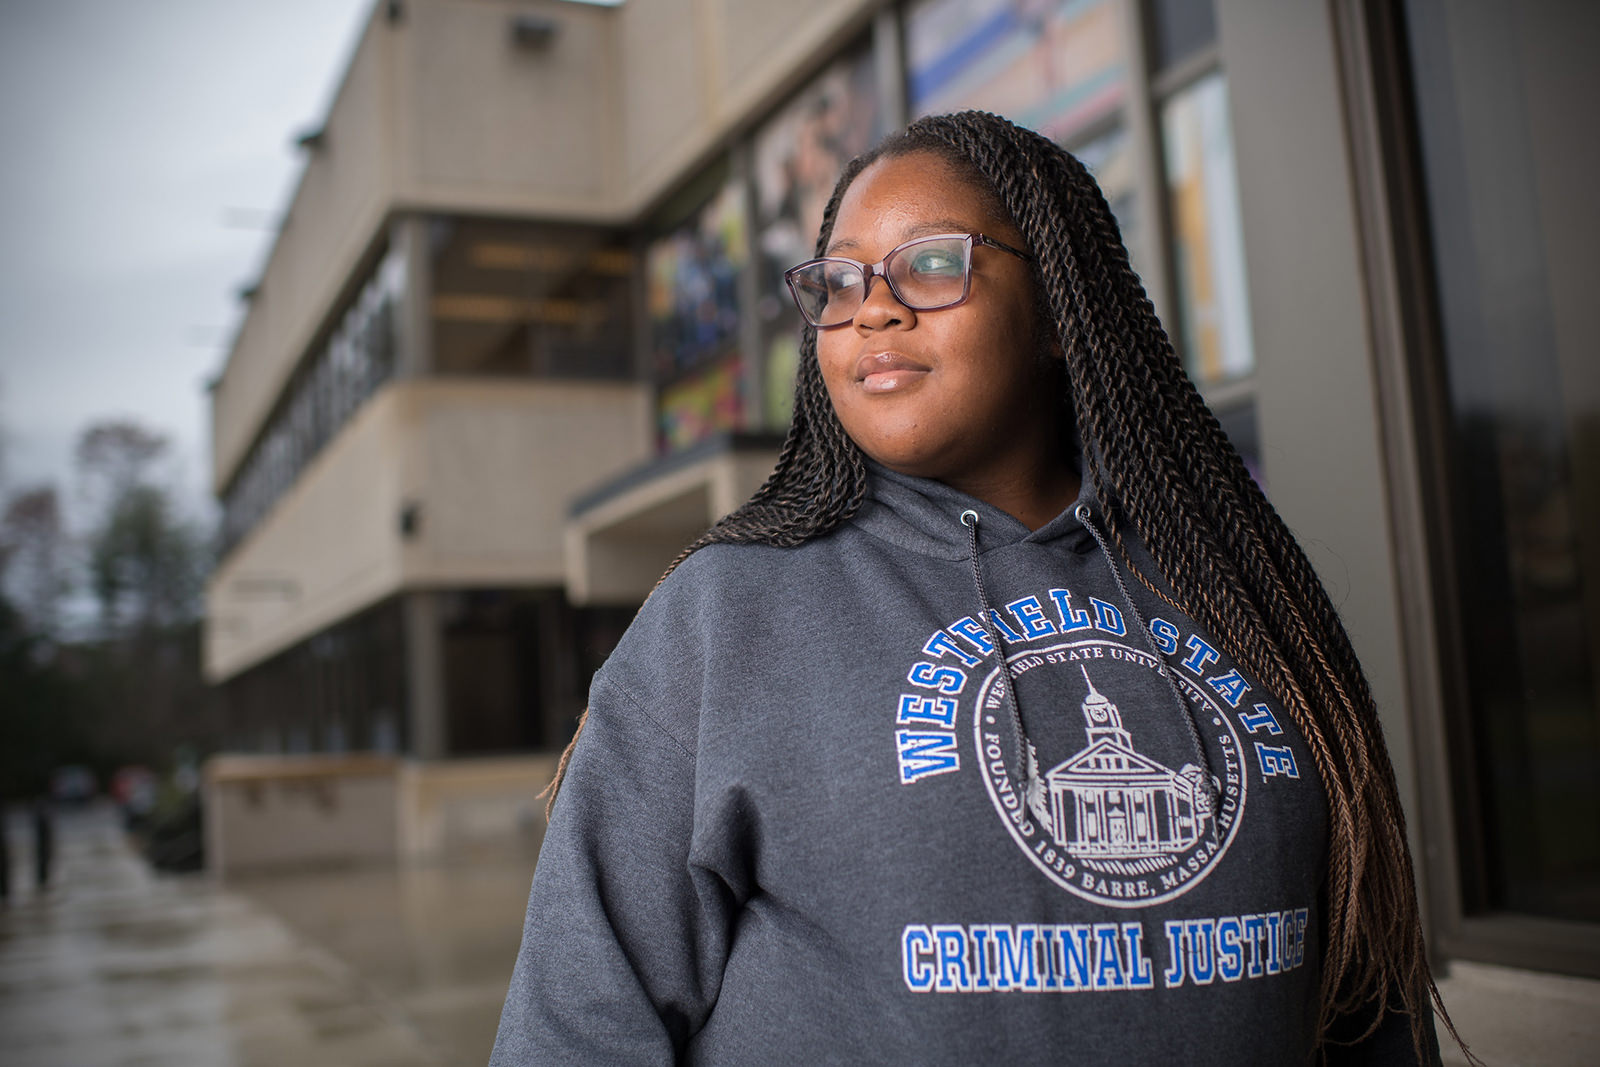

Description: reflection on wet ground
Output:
[7,802,1598,1065]
[0,803,537,1066]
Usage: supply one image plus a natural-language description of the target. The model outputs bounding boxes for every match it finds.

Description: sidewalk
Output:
[1436,958,1600,1066]
[0,802,533,1066]
[3,801,1597,1065]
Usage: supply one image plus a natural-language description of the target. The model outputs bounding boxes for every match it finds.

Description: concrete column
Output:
[1117,0,1173,320]
[535,592,582,750]
[403,591,447,759]
[732,140,764,427]
[1212,0,1418,815]
[391,213,434,380]
[873,5,907,132]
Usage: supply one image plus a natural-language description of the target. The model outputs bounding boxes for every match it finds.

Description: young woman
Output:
[492,111,1463,1064]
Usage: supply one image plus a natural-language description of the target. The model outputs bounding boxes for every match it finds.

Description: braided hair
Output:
[552,110,1463,1060]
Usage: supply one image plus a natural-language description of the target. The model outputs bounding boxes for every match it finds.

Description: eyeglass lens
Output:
[788,235,972,327]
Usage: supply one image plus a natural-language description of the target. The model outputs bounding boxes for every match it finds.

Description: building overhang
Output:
[564,433,782,606]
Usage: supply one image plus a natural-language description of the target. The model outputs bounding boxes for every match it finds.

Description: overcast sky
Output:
[0,0,372,523]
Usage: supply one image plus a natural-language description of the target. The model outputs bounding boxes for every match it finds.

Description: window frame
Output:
[1333,0,1600,977]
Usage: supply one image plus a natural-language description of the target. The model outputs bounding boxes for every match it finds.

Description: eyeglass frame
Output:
[783,232,1034,329]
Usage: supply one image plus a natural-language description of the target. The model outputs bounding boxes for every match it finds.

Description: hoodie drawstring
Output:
[1073,503,1220,821]
[958,505,1222,828]
[959,509,1041,806]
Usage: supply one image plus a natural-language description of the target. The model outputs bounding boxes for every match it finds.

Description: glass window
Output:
[220,248,405,557]
[1071,123,1144,283]
[1160,71,1254,388]
[220,599,410,756]
[906,0,1127,145]
[1405,0,1600,923]
[1213,400,1262,490]
[752,41,881,429]
[1146,0,1218,72]
[429,217,633,380]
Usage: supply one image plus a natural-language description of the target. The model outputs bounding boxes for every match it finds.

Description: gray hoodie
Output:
[491,467,1435,1065]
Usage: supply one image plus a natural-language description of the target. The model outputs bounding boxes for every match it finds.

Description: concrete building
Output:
[202,0,1598,992]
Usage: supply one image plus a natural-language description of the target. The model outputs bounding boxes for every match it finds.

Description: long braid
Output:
[548,110,1464,1061]
[909,112,1452,1057]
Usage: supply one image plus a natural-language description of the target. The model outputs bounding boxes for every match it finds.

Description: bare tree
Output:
[1,417,218,800]
[76,420,170,516]
[87,484,203,636]
[0,486,72,639]
[73,420,203,637]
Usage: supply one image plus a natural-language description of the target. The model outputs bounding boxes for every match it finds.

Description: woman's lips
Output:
[855,352,930,393]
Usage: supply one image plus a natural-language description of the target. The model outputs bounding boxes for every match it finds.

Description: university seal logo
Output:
[973,640,1246,907]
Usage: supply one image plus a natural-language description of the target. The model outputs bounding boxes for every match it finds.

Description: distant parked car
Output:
[49,765,96,805]
[110,766,158,826]
[144,792,204,873]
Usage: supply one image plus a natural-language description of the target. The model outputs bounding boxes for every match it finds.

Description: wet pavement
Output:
[0,803,536,1066]
[4,801,1598,1065]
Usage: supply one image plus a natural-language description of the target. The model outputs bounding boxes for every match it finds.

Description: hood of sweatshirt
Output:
[498,456,1341,1064]
[855,461,1220,822]
[853,460,1097,560]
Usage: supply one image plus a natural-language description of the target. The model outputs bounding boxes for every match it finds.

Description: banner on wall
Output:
[647,179,749,382]
[752,42,881,429]
[906,0,1126,144]
[657,355,744,453]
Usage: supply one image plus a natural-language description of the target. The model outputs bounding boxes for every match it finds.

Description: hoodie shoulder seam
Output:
[590,674,696,761]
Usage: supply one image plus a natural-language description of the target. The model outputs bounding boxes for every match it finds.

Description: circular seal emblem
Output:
[972,638,1246,908]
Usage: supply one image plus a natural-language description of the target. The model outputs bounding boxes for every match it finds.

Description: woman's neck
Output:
[946,459,1081,531]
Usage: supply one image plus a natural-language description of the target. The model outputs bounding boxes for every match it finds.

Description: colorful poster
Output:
[646,177,749,383]
[906,0,1126,145]
[752,42,880,428]
[657,355,744,452]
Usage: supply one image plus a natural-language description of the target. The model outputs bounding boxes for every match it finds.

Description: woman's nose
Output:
[852,273,913,330]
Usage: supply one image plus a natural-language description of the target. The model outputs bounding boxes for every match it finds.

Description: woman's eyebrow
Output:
[825,218,975,257]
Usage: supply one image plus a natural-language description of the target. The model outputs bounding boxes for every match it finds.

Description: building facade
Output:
[203,0,1598,981]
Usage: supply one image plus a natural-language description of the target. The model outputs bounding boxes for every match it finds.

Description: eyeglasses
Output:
[783,232,1033,329]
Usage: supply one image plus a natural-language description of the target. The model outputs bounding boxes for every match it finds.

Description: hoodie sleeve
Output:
[489,678,730,1065]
